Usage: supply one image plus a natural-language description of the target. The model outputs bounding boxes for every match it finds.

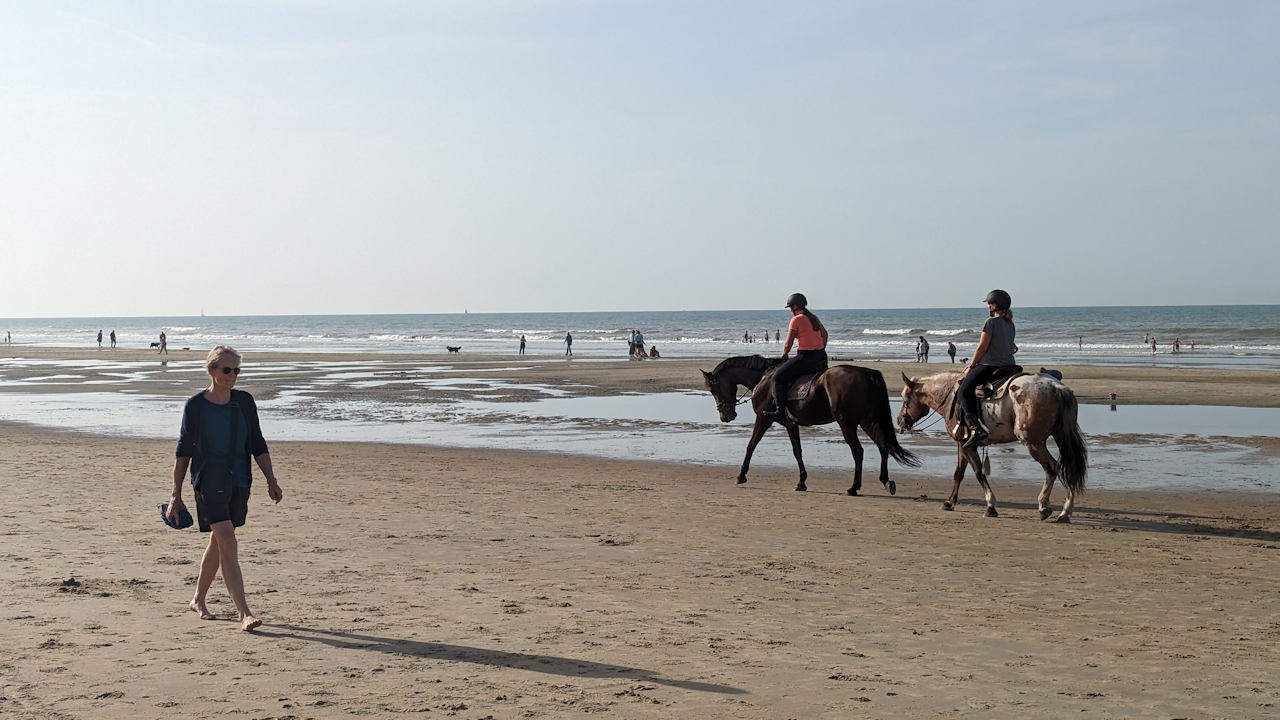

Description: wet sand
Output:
[2,347,1279,717]
[5,345,1280,407]
[1,424,1279,718]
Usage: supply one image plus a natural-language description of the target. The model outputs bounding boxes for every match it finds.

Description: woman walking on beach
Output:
[957,289,1018,447]
[165,346,283,631]
[764,293,829,421]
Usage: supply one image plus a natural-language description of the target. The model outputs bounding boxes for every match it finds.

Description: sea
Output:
[3,305,1278,370]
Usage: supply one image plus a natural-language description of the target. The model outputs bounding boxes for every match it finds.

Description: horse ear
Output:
[901,372,917,389]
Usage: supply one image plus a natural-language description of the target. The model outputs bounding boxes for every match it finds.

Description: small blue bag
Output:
[160,503,194,530]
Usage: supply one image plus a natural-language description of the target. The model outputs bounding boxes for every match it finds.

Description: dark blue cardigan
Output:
[175,389,270,488]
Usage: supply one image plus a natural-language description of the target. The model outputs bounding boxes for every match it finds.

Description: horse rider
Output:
[957,289,1018,447]
[764,293,829,421]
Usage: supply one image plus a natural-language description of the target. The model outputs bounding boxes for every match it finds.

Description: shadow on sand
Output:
[733,482,1280,543]
[254,624,746,695]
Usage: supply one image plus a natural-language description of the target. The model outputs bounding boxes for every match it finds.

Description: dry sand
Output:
[1,348,1278,718]
[1,426,1278,718]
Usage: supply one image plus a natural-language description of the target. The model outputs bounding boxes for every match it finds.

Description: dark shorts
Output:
[195,483,251,532]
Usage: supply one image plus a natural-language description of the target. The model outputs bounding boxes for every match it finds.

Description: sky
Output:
[2,1,1278,317]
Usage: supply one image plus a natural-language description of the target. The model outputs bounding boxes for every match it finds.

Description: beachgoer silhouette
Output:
[110,330,117,349]
[565,332,573,356]
[97,330,103,348]
[519,335,526,355]
[947,341,957,363]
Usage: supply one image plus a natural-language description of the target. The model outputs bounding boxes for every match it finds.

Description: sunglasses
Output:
[217,366,242,375]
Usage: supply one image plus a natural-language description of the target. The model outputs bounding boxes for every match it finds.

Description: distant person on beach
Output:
[765,293,829,422]
[565,332,573,356]
[1172,337,1181,353]
[918,336,930,363]
[633,329,645,357]
[97,330,103,348]
[1079,336,1083,349]
[947,341,957,363]
[110,330,117,349]
[159,331,168,355]
[1151,338,1157,355]
[775,330,780,342]
[649,345,660,358]
[743,331,749,343]
[958,289,1018,448]
[166,346,283,632]
[627,330,636,357]
[519,335,526,355]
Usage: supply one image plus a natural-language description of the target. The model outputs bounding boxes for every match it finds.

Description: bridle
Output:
[706,374,755,416]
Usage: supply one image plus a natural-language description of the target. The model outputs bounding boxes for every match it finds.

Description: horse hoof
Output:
[736,476,748,485]
[1054,514,1071,524]
[985,507,999,518]
[795,484,807,492]
[886,480,897,496]
[942,502,954,512]
[1039,508,1053,521]
[846,487,858,496]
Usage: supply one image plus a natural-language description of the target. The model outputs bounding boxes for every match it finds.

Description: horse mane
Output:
[711,354,782,374]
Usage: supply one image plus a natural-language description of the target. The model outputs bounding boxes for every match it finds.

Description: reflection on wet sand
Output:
[1,354,1277,493]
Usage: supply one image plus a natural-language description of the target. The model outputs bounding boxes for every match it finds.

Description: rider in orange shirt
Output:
[764,293,830,421]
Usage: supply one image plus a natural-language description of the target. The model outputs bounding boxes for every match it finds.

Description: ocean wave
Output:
[862,328,914,336]
[925,328,971,337]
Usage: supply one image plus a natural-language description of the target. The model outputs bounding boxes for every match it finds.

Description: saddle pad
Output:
[786,371,823,401]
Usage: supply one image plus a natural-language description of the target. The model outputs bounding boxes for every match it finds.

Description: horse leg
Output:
[944,444,967,511]
[966,446,999,517]
[785,423,808,491]
[836,420,864,496]
[736,415,773,485]
[861,419,896,496]
[1047,431,1077,523]
[1027,440,1061,521]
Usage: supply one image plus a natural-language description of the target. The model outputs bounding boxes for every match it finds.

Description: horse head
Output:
[701,369,738,423]
[898,372,930,432]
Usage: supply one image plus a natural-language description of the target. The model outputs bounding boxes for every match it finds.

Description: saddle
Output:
[973,365,1024,401]
[784,370,823,402]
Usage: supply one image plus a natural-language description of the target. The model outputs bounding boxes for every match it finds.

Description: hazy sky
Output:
[3,1,1277,317]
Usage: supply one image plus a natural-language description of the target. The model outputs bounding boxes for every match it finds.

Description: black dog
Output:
[149,342,161,349]
[446,346,462,354]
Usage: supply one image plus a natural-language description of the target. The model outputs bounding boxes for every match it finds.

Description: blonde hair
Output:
[205,345,242,371]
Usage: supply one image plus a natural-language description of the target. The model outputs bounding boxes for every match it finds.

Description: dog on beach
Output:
[446,346,462,354]
[149,342,161,349]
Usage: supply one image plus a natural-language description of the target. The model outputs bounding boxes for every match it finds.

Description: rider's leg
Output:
[957,366,993,446]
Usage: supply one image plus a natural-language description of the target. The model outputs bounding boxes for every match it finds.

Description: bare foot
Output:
[240,615,262,632]
[188,599,215,620]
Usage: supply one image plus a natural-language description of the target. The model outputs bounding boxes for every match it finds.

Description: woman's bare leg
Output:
[210,521,261,631]
[189,533,220,620]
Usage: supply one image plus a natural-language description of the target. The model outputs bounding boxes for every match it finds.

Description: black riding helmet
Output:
[984,289,1011,311]
[785,293,808,309]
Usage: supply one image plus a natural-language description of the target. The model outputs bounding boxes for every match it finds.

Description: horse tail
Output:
[864,369,921,468]
[1054,385,1088,495]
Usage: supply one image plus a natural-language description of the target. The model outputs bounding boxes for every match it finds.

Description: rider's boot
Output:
[763,403,786,422]
[963,416,988,448]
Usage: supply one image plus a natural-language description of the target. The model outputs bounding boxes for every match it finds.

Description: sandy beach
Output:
[2,348,1279,718]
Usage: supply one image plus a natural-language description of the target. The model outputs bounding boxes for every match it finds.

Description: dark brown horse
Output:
[898,370,1088,521]
[701,355,919,495]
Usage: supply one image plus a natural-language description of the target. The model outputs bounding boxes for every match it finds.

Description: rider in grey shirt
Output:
[958,289,1018,446]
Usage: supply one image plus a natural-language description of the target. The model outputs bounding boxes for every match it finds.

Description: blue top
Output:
[979,315,1017,367]
[176,389,269,489]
